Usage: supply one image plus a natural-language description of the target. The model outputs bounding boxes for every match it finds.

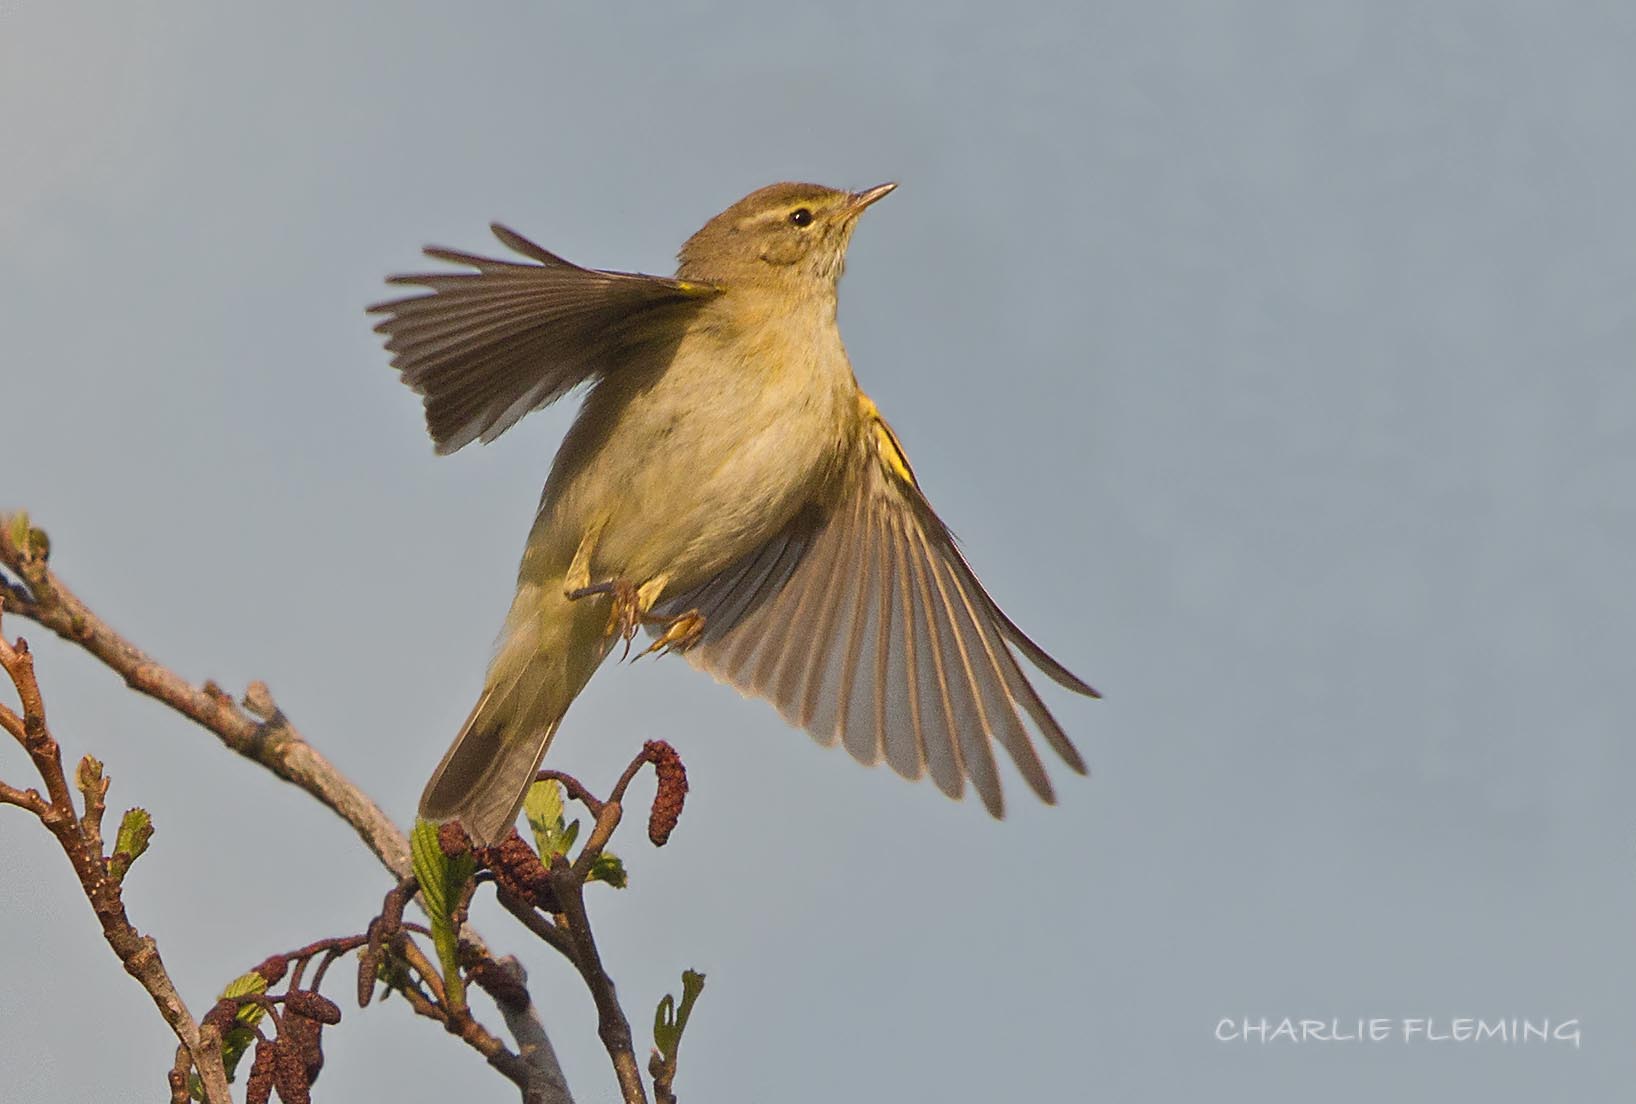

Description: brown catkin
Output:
[644,740,688,846]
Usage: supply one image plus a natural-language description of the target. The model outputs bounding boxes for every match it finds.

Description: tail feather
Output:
[419,691,563,846]
[419,576,608,845]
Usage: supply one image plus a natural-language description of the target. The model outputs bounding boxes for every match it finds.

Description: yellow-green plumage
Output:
[417,570,609,841]
[373,181,1097,846]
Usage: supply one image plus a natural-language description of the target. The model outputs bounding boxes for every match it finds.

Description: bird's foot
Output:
[567,577,644,658]
[636,609,706,660]
[607,580,643,657]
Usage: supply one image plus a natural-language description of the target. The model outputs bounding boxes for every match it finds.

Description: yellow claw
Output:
[637,610,706,660]
[567,570,680,660]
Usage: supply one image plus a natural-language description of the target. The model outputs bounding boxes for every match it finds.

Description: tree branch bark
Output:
[1,519,574,1104]
[0,621,232,1104]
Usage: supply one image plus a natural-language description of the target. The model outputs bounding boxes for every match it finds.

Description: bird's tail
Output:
[420,573,611,845]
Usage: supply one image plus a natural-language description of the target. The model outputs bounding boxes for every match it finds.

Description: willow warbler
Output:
[371,182,1099,844]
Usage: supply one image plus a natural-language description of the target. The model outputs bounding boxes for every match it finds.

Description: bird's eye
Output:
[788,207,813,227]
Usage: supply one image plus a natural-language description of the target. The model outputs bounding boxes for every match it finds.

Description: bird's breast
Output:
[539,301,860,595]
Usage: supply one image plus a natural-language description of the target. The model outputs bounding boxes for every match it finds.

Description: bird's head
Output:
[677,181,896,290]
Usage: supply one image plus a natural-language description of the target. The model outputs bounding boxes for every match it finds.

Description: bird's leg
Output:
[562,520,651,653]
[566,568,705,660]
[563,520,604,596]
[566,578,644,656]
[629,575,706,660]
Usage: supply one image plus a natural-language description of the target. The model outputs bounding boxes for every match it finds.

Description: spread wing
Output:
[653,402,1098,816]
[370,224,721,453]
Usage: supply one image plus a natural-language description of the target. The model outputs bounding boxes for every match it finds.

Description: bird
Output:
[370,181,1099,845]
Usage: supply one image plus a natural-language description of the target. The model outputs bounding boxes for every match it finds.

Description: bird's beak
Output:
[847,182,898,213]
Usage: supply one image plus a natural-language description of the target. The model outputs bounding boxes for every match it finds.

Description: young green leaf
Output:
[588,852,627,888]
[107,807,154,882]
[410,818,475,1008]
[524,779,585,862]
[653,969,706,1062]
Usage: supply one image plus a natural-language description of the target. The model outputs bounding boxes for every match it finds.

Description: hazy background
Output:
[3,2,1632,1100]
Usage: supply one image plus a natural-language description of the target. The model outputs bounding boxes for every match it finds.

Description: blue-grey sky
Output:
[3,2,1633,1101]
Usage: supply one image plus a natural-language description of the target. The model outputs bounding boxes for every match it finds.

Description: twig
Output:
[387,932,568,1100]
[0,777,48,814]
[521,743,689,1104]
[492,886,575,960]
[548,846,647,1104]
[535,769,606,814]
[1,518,573,1103]
[472,956,574,1104]
[1,540,410,878]
[534,747,682,1104]
[0,617,232,1104]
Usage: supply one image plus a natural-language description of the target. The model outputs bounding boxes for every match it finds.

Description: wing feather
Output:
[769,513,849,713]
[901,519,967,799]
[371,223,720,453]
[882,517,926,782]
[910,522,1004,814]
[835,501,881,763]
[654,402,1096,815]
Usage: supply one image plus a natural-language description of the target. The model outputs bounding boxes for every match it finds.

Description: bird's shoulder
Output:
[853,392,919,490]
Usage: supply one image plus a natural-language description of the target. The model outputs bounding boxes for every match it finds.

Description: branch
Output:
[549,845,646,1104]
[519,745,691,1103]
[1,515,572,1103]
[0,616,231,1104]
[0,521,409,878]
[472,957,573,1104]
